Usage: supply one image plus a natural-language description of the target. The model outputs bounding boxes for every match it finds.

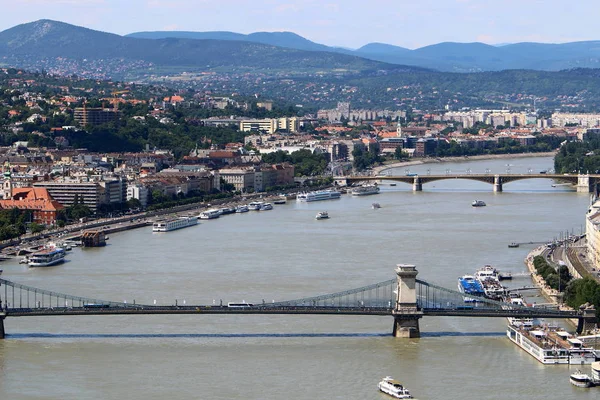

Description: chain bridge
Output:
[344,173,600,193]
[0,265,594,339]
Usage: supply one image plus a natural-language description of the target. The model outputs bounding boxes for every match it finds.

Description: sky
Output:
[1,0,599,49]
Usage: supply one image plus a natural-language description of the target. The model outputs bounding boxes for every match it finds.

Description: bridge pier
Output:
[493,175,503,192]
[577,174,593,193]
[393,264,423,338]
[576,307,598,334]
[412,177,422,192]
[0,313,5,339]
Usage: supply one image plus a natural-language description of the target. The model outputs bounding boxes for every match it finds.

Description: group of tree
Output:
[554,137,600,174]
[434,135,562,158]
[261,149,329,177]
[352,147,382,170]
[0,208,31,241]
[532,255,572,292]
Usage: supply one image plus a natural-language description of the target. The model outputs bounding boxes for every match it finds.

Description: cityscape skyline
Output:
[1,0,599,49]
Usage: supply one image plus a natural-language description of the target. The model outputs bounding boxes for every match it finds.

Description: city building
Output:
[0,187,63,225]
[74,107,121,126]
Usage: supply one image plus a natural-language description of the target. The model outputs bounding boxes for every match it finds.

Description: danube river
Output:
[0,156,598,400]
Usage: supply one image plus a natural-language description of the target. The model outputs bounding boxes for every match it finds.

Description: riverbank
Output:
[524,246,578,326]
[375,151,557,175]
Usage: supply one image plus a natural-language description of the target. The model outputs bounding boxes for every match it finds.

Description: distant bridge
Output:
[0,265,595,339]
[343,173,600,193]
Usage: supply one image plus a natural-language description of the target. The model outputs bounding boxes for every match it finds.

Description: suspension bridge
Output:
[0,265,595,339]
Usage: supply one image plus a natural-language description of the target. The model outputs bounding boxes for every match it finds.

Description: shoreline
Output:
[374,151,557,175]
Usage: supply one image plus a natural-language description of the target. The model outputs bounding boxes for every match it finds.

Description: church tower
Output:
[1,162,12,200]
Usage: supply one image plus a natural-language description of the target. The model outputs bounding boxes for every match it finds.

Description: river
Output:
[0,156,597,399]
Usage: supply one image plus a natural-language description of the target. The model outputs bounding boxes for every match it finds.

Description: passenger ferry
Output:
[28,247,66,267]
[506,324,598,364]
[315,211,329,220]
[235,204,249,213]
[152,216,198,232]
[351,184,380,196]
[248,201,264,210]
[570,370,595,388]
[475,265,508,300]
[296,189,341,202]
[377,376,414,399]
[504,293,533,328]
[457,274,485,302]
[199,209,221,219]
[472,200,486,207]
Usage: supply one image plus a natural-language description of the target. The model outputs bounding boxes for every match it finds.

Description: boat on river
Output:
[458,274,485,302]
[296,190,341,202]
[351,184,380,196]
[472,200,486,207]
[315,211,329,220]
[377,376,414,399]
[28,246,66,267]
[570,370,595,388]
[152,216,198,232]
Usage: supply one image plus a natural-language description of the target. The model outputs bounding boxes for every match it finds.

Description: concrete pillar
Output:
[577,174,592,193]
[0,313,5,339]
[412,177,422,192]
[393,264,422,338]
[493,175,503,192]
[576,307,598,335]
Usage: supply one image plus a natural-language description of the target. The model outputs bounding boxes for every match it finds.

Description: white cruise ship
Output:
[506,324,597,364]
[296,189,341,202]
[28,247,66,267]
[152,216,198,232]
[351,184,380,196]
[199,209,221,219]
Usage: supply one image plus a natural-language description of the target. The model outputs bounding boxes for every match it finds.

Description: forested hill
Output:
[0,20,424,79]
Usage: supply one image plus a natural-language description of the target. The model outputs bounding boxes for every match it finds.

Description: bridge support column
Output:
[493,175,502,192]
[412,177,422,192]
[0,313,5,339]
[577,174,592,193]
[576,307,598,335]
[393,264,423,338]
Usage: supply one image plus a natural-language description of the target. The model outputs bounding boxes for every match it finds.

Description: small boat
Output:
[372,203,381,209]
[260,202,273,211]
[570,371,594,388]
[315,211,329,220]
[19,257,29,264]
[472,200,486,207]
[273,197,286,205]
[235,205,249,213]
[378,376,414,399]
[508,242,519,248]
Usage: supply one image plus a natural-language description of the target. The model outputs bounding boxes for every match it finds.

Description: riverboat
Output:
[570,371,595,388]
[260,202,273,211]
[475,265,508,299]
[458,274,485,302]
[199,209,221,219]
[506,324,598,365]
[377,376,414,399]
[219,207,236,215]
[248,201,264,210]
[508,242,519,248]
[351,184,380,196]
[152,216,198,232]
[235,205,249,213]
[472,200,486,207]
[315,211,329,220]
[28,247,66,267]
[372,202,381,209]
[504,293,534,328]
[296,190,341,202]
[273,196,287,204]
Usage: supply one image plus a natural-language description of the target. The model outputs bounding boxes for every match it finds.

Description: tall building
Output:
[74,107,121,126]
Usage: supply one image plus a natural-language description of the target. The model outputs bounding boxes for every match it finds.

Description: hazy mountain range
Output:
[128,29,600,72]
[1,20,600,81]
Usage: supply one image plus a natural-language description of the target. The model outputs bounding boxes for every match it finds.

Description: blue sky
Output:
[2,0,598,49]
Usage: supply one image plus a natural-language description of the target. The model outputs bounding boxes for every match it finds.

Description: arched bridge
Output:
[344,173,600,193]
[0,265,593,339]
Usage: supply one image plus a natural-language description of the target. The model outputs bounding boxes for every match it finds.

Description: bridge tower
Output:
[493,175,503,192]
[0,312,5,339]
[577,174,593,193]
[412,177,422,192]
[393,264,423,338]
[576,306,598,334]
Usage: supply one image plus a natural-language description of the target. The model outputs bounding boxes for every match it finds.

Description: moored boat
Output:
[235,204,249,213]
[377,376,414,399]
[296,189,341,202]
[248,201,264,210]
[199,209,221,219]
[28,247,66,267]
[351,184,380,196]
[260,202,273,211]
[458,274,485,302]
[153,216,198,232]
